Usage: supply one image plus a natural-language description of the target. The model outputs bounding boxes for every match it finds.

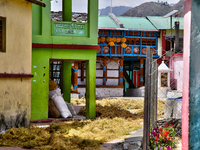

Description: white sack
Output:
[51,94,72,118]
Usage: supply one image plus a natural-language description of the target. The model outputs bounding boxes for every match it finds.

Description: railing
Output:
[98,29,159,58]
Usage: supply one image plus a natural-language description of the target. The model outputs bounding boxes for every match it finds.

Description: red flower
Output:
[155,136,159,141]
[166,122,169,127]
[166,130,169,134]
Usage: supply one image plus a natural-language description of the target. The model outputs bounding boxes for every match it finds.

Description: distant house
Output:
[87,15,184,97]
[81,14,160,97]
[147,16,184,91]
[31,0,99,120]
[147,16,184,58]
[0,0,45,132]
[50,12,184,97]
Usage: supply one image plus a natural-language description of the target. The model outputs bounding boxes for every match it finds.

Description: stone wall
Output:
[0,111,28,133]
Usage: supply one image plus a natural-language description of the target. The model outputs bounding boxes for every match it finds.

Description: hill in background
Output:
[99,6,132,16]
[122,0,184,17]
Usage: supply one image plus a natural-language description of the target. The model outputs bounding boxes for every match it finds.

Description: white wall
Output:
[78,61,119,86]
[78,87,123,97]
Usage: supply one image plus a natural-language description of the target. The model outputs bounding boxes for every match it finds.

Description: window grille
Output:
[50,61,62,88]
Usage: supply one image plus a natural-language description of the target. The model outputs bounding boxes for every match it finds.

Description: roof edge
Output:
[98,27,159,32]
[146,16,184,30]
[26,0,46,7]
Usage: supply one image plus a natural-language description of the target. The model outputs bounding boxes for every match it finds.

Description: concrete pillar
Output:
[188,0,200,149]
[183,0,200,149]
[62,0,72,21]
[62,61,72,103]
[86,60,96,119]
[182,5,191,149]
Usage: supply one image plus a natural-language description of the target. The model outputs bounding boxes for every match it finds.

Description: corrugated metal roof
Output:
[98,15,184,30]
[98,16,119,28]
[117,16,157,30]
[147,16,184,30]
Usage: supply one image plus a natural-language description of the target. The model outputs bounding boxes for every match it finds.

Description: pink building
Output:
[171,53,183,91]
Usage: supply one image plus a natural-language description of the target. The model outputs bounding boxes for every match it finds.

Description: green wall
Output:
[31,0,99,120]
[32,0,98,45]
[31,48,97,120]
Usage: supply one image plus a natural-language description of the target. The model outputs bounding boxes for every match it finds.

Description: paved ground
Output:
[0,148,29,150]
[101,128,143,150]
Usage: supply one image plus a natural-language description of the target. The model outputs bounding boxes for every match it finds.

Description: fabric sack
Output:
[49,88,62,99]
[66,103,77,117]
[54,88,62,97]
[48,99,61,118]
[51,94,72,118]
[49,90,56,99]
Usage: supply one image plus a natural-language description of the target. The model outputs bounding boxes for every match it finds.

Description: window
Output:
[51,0,88,23]
[161,72,168,87]
[166,40,174,51]
[0,17,6,52]
[50,61,62,88]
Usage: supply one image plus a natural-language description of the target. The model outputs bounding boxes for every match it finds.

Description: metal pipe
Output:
[170,16,172,36]
[170,16,173,68]
[110,0,112,13]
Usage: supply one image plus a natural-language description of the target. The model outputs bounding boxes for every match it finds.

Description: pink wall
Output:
[171,53,183,91]
[182,0,191,149]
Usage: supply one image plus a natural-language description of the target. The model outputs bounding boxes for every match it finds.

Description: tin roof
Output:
[98,16,158,31]
[147,16,184,30]
[98,16,119,28]
[117,16,158,30]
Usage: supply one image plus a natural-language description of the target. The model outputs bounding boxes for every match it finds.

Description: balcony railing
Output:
[97,29,159,58]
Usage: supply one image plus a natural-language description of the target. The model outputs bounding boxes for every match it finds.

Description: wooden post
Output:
[119,59,123,86]
[140,58,144,86]
[143,46,152,150]
[150,60,158,128]
[73,62,78,93]
[103,58,107,85]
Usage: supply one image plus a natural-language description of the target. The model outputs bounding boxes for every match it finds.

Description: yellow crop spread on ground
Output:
[0,98,166,150]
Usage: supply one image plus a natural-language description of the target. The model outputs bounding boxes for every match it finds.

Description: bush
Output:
[150,122,176,150]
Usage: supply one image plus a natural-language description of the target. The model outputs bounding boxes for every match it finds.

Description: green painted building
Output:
[31,0,99,121]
